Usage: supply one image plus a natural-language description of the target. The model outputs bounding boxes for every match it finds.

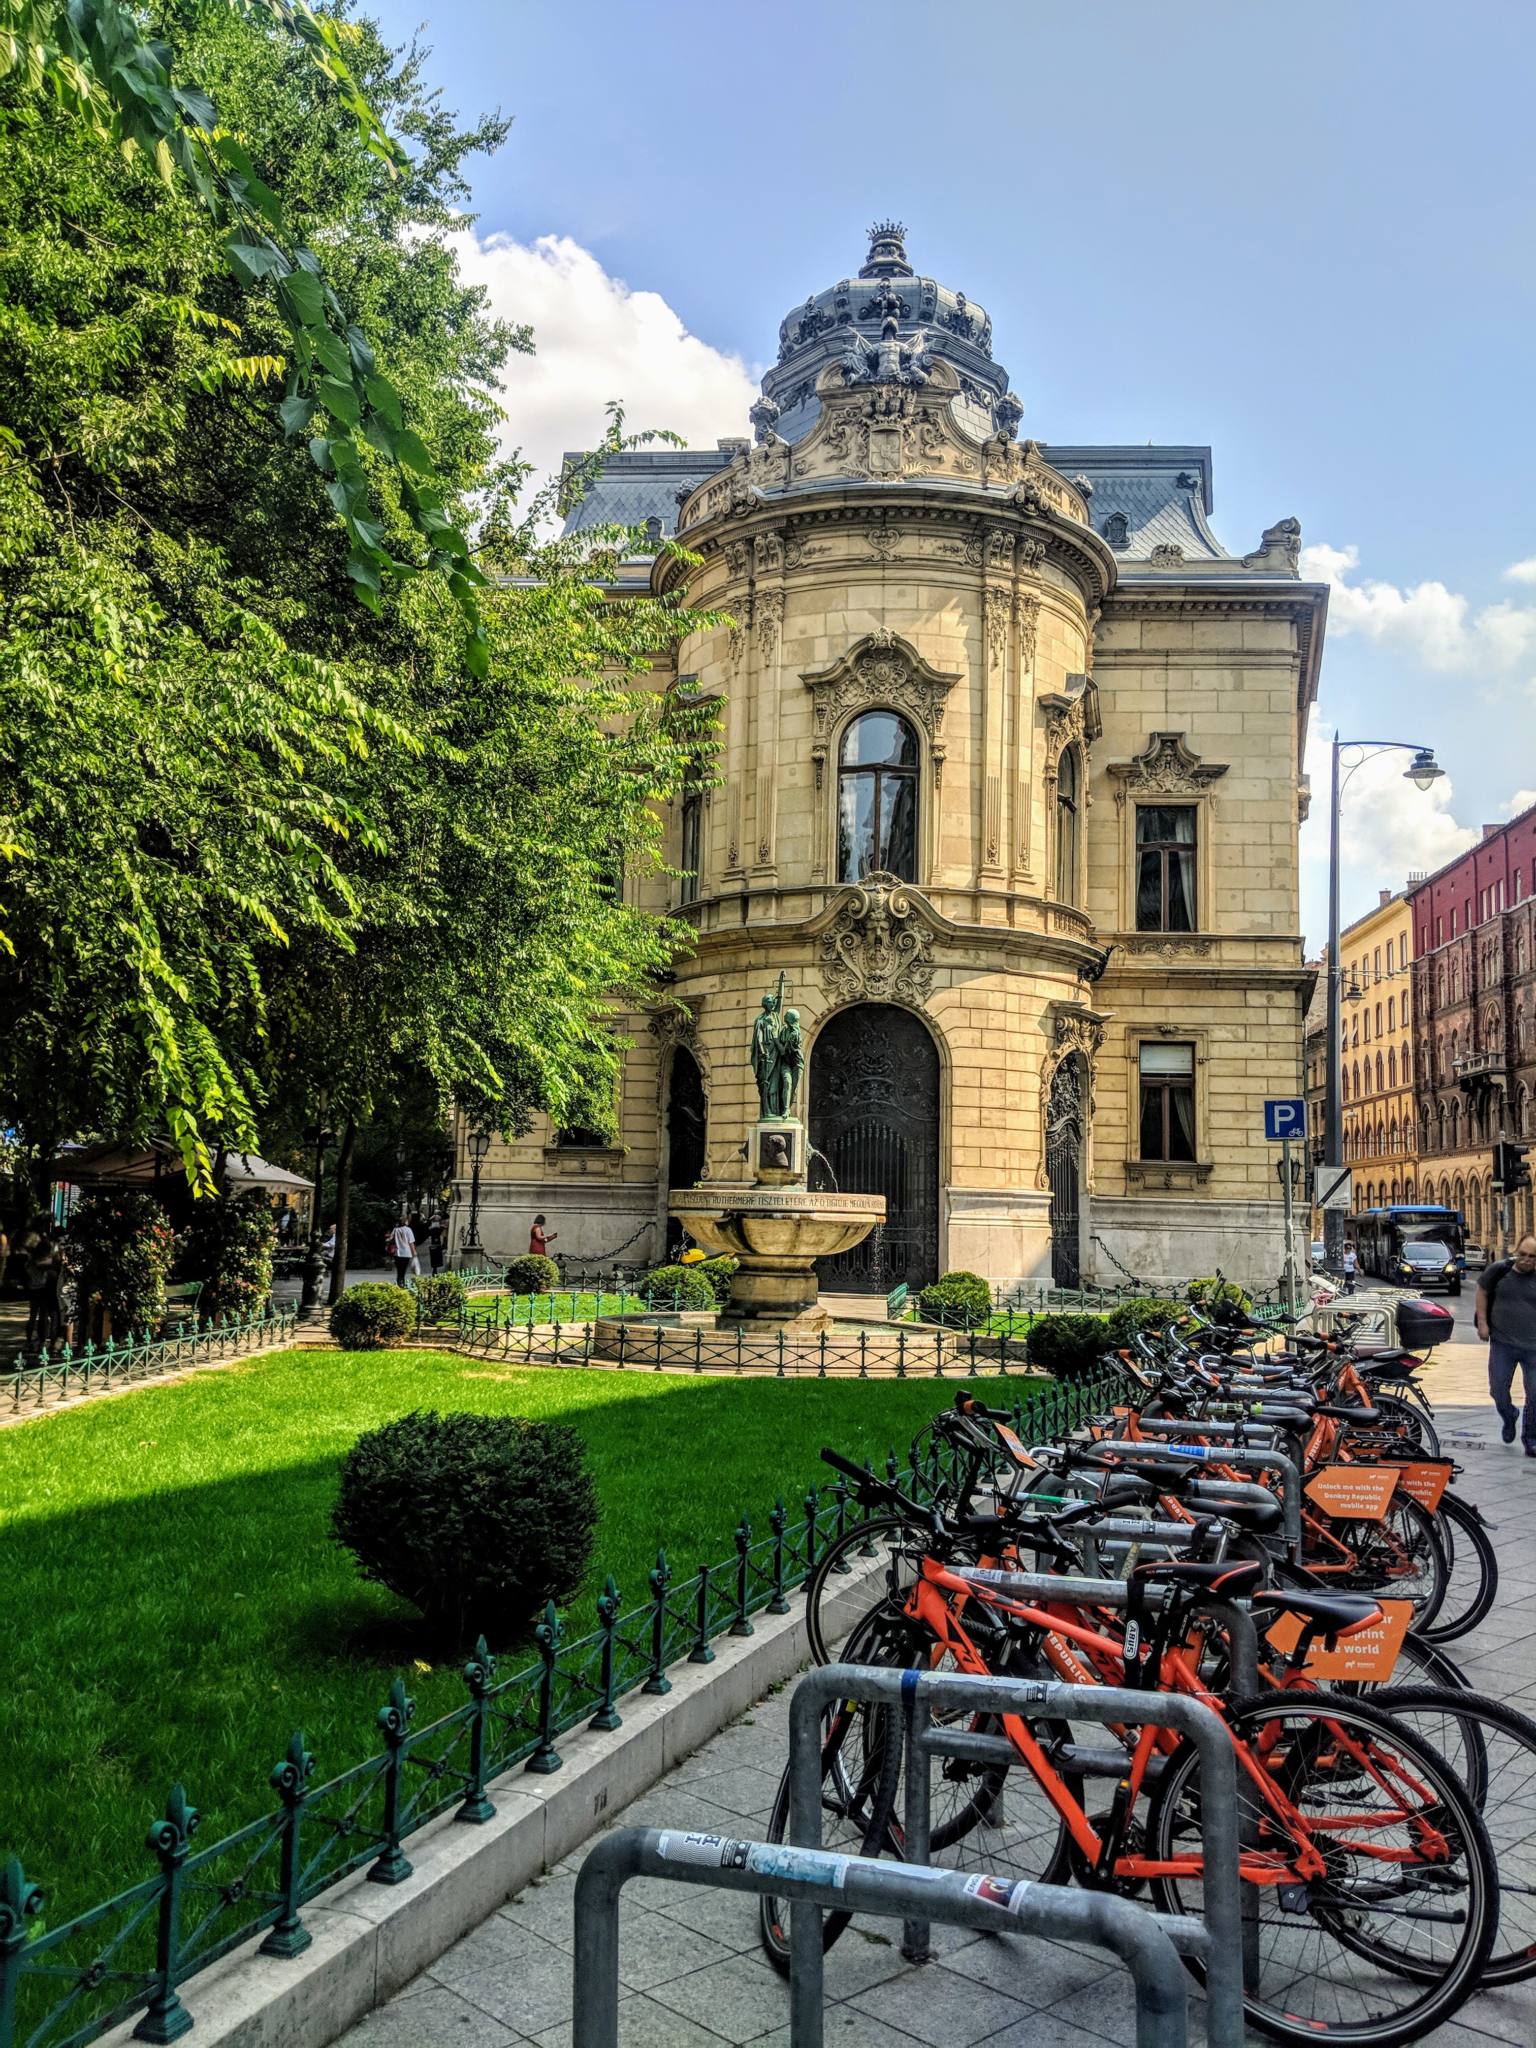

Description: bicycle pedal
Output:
[1277,1883,1312,1915]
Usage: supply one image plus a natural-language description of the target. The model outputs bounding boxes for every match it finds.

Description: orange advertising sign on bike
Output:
[1303,1464,1401,1522]
[1386,1460,1453,1512]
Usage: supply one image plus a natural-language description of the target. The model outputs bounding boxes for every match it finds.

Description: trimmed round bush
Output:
[414,1272,467,1327]
[502,1254,559,1297]
[1186,1276,1253,1317]
[639,1263,717,1310]
[1103,1297,1184,1350]
[331,1410,598,1645]
[1024,1312,1111,1379]
[917,1270,992,1328]
[329,1282,415,1350]
[698,1256,738,1307]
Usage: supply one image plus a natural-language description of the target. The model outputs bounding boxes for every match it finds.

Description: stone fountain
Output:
[668,977,884,1325]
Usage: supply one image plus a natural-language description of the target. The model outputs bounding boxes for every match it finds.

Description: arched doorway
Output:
[1046,1054,1086,1287]
[810,1004,940,1292]
[664,1048,707,1261]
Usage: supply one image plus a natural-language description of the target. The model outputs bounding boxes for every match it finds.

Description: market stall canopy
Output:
[49,1139,313,1192]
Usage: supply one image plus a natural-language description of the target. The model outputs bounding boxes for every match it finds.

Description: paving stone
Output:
[344,1981,525,2046]
[528,1990,730,2046]
[939,1933,1113,2007]
[641,1951,791,2043]
[428,1919,574,2037]
[496,1869,580,1950]
[741,2003,933,2047]
[848,1961,1031,2044]
[615,1906,738,1991]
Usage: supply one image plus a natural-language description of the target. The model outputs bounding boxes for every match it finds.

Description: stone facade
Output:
[1338,891,1418,1212]
[458,227,1325,1292]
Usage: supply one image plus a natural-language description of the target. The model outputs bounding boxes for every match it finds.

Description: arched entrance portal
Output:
[1046,1055,1086,1288]
[810,1005,940,1293]
[663,1048,707,1262]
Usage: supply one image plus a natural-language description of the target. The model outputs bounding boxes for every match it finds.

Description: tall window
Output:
[679,787,703,904]
[1139,1043,1196,1161]
[1135,806,1196,932]
[838,711,918,882]
[1055,746,1080,904]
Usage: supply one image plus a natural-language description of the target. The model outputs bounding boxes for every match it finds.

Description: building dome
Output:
[758,222,1018,446]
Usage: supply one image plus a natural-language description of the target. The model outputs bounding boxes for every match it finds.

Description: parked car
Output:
[1310,1240,1327,1272]
[1463,1241,1488,1270]
[1394,1238,1462,1297]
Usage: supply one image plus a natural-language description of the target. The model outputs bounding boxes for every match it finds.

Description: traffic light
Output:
[1493,1141,1532,1195]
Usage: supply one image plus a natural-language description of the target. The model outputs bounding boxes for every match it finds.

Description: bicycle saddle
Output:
[1133,1558,1266,1597]
[1312,1401,1382,1425]
[1251,1587,1379,1634]
[1182,1481,1284,1535]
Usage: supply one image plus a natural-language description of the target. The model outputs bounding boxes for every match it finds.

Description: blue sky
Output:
[368,0,1536,949]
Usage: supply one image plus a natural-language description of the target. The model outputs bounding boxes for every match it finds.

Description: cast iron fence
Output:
[0,1370,1123,2048]
[1,1306,300,1417]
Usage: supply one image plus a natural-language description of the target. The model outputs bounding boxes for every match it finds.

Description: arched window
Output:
[1436,1102,1447,1150]
[1402,1042,1412,1084]
[1450,1100,1461,1146]
[1375,1001,1382,1037]
[1388,1046,1397,1088]
[1055,745,1081,905]
[1520,1085,1531,1138]
[1517,1008,1527,1055]
[1352,1060,1361,1100]
[838,711,918,882]
[1341,1068,1350,1103]
[1391,1178,1401,1204]
[1389,1120,1399,1155]
[1363,1009,1371,1043]
[1388,995,1395,1031]
[1375,1052,1384,1093]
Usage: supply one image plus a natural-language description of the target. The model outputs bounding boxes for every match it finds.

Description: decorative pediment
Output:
[1038,674,1103,774]
[788,358,980,486]
[817,873,937,1008]
[802,632,962,786]
[1106,732,1228,807]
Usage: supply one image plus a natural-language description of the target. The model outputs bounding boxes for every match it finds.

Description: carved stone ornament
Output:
[1038,675,1103,774]
[802,632,962,789]
[1014,593,1042,671]
[789,358,984,488]
[755,589,785,661]
[755,531,783,575]
[1149,543,1185,567]
[1241,516,1302,576]
[1036,1006,1108,1190]
[1122,935,1214,960]
[648,1002,706,1107]
[1107,732,1229,808]
[984,587,1010,668]
[818,873,937,1007]
[783,531,830,570]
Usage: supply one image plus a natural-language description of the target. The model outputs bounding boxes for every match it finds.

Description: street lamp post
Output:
[299,1111,335,1315]
[462,1126,491,1266]
[1323,738,1444,1271]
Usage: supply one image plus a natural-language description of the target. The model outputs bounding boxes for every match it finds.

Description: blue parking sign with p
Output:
[1264,1098,1306,1142]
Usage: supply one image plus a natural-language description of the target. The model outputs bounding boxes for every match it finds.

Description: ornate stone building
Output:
[461,226,1326,1290]
[1409,802,1536,1252]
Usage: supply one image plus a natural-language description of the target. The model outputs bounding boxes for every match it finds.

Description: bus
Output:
[1353,1205,1466,1283]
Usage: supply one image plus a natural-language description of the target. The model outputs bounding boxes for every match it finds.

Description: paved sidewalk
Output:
[344,1375,1536,2048]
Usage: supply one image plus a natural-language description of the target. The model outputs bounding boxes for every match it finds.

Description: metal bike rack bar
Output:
[571,1825,1193,2048]
[1092,1439,1303,1562]
[789,1662,1245,2048]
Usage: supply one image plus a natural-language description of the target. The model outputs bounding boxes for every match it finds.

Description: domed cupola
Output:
[758,222,1020,446]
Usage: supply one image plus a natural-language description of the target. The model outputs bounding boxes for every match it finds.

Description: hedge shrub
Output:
[1186,1276,1253,1316]
[329,1282,415,1349]
[502,1254,559,1297]
[1025,1312,1111,1379]
[181,1190,275,1320]
[917,1270,992,1328]
[1103,1297,1184,1350]
[639,1263,717,1310]
[414,1272,467,1327]
[698,1256,738,1307]
[67,1191,177,1333]
[330,1410,598,1645]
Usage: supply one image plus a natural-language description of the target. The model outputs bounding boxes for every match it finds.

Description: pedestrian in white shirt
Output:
[387,1219,416,1287]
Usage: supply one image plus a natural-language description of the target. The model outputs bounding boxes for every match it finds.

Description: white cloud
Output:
[445,228,760,514]
[1300,541,1536,673]
[1504,557,1536,584]
[1503,789,1536,815]
[1299,720,1480,947]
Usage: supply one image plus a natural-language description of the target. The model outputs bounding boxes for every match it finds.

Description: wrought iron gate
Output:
[810,1005,939,1292]
[1046,1055,1084,1288]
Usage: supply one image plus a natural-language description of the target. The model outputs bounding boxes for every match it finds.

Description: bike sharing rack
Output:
[1090,1433,1304,1562]
[788,1646,1249,2048]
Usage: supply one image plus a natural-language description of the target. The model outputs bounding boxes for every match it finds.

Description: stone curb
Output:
[100,1559,883,2048]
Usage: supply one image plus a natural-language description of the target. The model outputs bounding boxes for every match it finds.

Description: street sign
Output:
[1264,1098,1306,1142]
[1317,1164,1353,1213]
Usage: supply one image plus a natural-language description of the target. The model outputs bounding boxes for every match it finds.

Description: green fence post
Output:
[896,1331,907,1379]
[260,1733,314,1957]
[525,1605,563,1775]
[134,1784,198,2042]
[858,1464,879,1555]
[803,1488,820,1577]
[368,1679,416,1884]
[688,1566,715,1664]
[730,1518,754,1636]
[588,1578,622,1732]
[458,1639,498,1824]
[643,1553,672,1695]
[767,1500,790,1614]
[830,1480,851,1572]
[0,1857,44,2047]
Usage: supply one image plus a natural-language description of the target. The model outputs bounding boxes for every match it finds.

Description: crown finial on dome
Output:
[860,220,913,280]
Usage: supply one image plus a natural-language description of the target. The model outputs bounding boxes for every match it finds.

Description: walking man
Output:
[387,1216,416,1288]
[1341,1242,1358,1294]
[1476,1231,1536,1456]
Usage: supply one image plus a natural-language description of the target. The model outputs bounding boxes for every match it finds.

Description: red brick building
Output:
[1408,800,1536,1249]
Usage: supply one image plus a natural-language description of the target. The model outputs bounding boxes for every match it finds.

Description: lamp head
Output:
[1405,748,1444,792]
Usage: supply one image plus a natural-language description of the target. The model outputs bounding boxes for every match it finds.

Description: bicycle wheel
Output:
[804,1514,926,1667]
[1416,1493,1498,1644]
[1375,1685,1536,1986]
[1331,1495,1448,1631]
[757,1604,906,1973]
[1147,1690,1498,2046]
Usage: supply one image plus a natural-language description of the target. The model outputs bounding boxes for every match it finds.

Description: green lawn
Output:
[0,1347,968,1904]
[461,1288,648,1323]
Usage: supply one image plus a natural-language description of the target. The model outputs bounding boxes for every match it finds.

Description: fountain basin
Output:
[669,1184,886,1321]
